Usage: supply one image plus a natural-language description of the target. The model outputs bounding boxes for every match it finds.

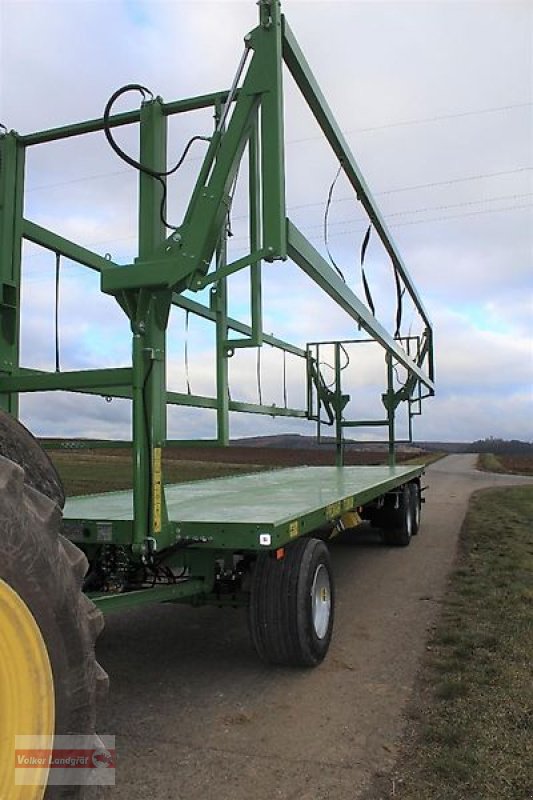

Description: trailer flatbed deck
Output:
[64,464,424,551]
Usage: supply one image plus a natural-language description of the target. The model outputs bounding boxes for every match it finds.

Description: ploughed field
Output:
[48,444,426,497]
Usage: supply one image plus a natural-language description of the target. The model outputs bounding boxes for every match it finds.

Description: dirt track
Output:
[97,455,533,799]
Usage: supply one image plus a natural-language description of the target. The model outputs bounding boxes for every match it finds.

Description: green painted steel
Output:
[0,0,435,569]
[64,464,424,552]
[287,221,433,390]
[90,579,207,614]
[0,133,24,416]
[282,18,432,336]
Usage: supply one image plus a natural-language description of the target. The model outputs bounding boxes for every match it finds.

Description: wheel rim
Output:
[0,578,54,800]
[311,563,331,640]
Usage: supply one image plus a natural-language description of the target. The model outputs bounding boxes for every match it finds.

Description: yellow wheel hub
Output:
[0,578,54,800]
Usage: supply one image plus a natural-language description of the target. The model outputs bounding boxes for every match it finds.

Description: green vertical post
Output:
[213,100,230,445]
[256,0,286,259]
[249,118,263,345]
[334,343,344,467]
[386,352,396,468]
[0,133,24,416]
[213,278,229,445]
[131,98,170,549]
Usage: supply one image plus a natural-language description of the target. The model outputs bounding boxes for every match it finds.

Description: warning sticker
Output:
[288,520,299,538]
[152,447,162,534]
[96,522,113,543]
[326,501,341,520]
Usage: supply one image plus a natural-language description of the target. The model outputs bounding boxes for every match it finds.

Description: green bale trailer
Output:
[0,2,433,797]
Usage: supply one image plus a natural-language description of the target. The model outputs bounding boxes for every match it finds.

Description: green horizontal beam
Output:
[166,439,220,447]
[167,391,218,410]
[167,389,306,419]
[196,248,269,289]
[1,367,133,393]
[23,219,119,272]
[287,220,434,391]
[229,400,307,418]
[173,295,306,358]
[90,579,207,614]
[282,18,431,330]
[342,420,389,428]
[19,91,232,147]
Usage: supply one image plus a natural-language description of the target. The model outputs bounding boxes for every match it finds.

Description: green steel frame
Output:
[0,0,434,564]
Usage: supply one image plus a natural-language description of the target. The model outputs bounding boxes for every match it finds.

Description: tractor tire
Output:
[249,537,334,667]
[0,454,108,800]
[0,409,65,508]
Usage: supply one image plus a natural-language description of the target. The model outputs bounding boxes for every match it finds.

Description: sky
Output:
[0,0,531,443]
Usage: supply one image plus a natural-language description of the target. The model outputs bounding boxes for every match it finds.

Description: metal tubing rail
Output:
[282,17,432,334]
[18,91,234,147]
[287,220,433,390]
[0,0,435,554]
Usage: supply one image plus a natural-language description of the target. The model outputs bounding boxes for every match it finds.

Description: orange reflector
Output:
[276,548,285,560]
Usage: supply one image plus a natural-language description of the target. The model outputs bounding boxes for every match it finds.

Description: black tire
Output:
[0,409,65,508]
[410,482,421,536]
[249,537,334,667]
[382,483,415,547]
[0,454,108,799]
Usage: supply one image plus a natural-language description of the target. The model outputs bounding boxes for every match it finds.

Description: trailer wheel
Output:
[249,537,334,667]
[0,455,107,800]
[410,482,421,536]
[382,483,415,547]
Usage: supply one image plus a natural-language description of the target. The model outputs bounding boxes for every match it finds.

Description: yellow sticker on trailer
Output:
[289,520,299,538]
[152,447,162,534]
[326,501,342,520]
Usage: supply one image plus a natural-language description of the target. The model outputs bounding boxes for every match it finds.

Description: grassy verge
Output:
[404,451,446,467]
[477,452,533,476]
[49,449,268,497]
[369,486,533,800]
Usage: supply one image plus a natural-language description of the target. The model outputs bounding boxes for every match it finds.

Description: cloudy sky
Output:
[1,0,531,443]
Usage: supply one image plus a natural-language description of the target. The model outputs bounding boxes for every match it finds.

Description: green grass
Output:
[404,451,446,467]
[49,449,269,497]
[477,452,533,476]
[379,486,533,800]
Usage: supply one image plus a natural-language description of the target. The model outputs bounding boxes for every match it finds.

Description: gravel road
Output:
[97,455,532,800]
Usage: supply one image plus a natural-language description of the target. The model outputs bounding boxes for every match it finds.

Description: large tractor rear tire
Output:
[0,421,107,799]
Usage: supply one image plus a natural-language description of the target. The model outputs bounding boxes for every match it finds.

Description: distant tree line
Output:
[468,438,533,454]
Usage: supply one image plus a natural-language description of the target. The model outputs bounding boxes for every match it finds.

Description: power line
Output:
[287,102,533,145]
[282,168,533,216]
[24,97,531,194]
[378,167,533,196]
[232,191,533,239]
[391,202,533,228]
[311,203,533,241]
[27,168,129,193]
[304,192,533,233]
[21,201,532,283]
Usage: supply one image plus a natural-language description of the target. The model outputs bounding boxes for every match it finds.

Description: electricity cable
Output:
[103,84,210,231]
[359,225,375,316]
[323,165,346,282]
